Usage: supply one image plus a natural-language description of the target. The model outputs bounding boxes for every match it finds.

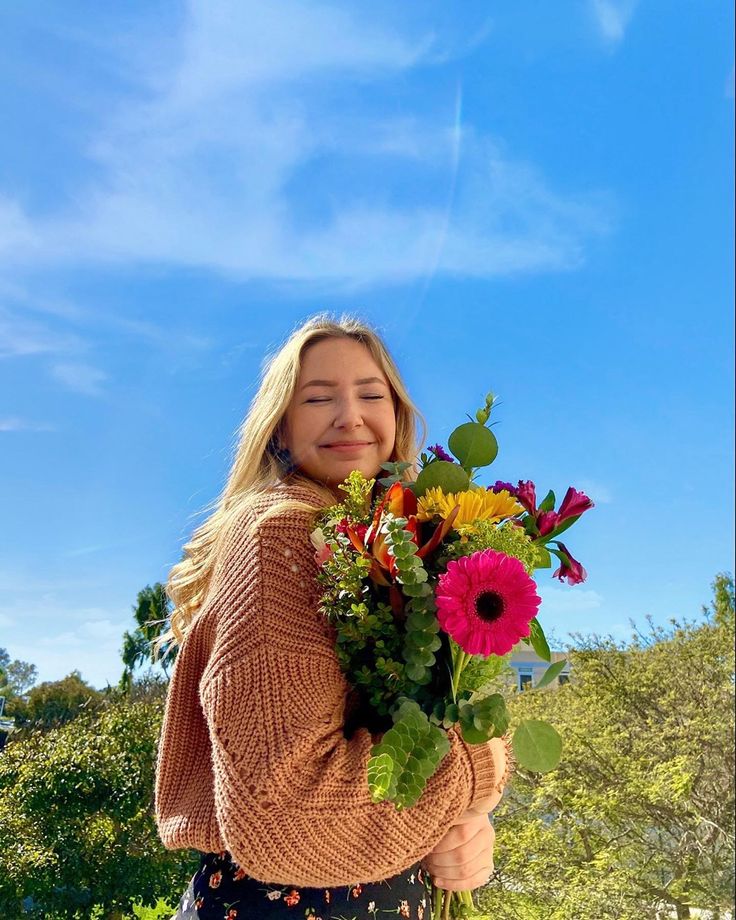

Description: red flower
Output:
[208,871,222,889]
[436,549,541,656]
[552,542,587,585]
[284,889,301,907]
[536,510,560,537]
[557,487,594,523]
[515,480,538,514]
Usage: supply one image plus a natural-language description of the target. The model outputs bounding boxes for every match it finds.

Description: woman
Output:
[155,314,510,919]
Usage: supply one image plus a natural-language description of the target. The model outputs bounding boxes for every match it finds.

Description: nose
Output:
[332,394,364,431]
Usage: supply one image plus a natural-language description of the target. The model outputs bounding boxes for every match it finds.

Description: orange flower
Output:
[284,889,301,907]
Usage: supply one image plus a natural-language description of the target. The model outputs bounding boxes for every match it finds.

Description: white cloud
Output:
[0,305,84,358]
[0,196,37,255]
[574,478,613,504]
[590,0,639,44]
[0,417,56,432]
[0,0,610,289]
[1,601,130,688]
[538,585,604,616]
[50,362,108,396]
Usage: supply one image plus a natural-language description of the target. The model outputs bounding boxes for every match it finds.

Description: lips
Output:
[321,441,374,448]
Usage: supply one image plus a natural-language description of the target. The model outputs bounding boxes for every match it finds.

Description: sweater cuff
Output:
[455,733,499,806]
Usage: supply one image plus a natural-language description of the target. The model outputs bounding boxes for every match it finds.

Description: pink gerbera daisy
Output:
[436,549,541,656]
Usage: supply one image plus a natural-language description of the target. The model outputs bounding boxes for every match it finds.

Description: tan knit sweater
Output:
[155,481,501,888]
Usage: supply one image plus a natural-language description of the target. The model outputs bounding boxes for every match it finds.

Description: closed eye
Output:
[305,395,385,403]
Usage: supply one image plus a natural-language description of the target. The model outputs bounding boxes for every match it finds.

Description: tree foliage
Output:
[120,584,177,692]
[478,573,735,920]
[10,670,105,731]
[0,692,195,919]
[0,648,38,718]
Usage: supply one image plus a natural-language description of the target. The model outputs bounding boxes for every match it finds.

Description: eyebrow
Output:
[300,377,388,390]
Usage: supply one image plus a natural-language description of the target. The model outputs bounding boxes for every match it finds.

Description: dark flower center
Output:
[475,590,505,622]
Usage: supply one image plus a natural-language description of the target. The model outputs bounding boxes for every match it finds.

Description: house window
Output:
[518,671,533,691]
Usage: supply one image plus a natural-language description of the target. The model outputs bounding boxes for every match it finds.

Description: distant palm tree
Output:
[120,583,177,691]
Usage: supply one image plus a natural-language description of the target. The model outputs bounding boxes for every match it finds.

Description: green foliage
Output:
[11,671,105,730]
[478,572,736,920]
[0,648,39,722]
[129,898,179,919]
[0,694,196,918]
[368,698,451,809]
[413,460,470,498]
[449,520,541,575]
[448,422,498,470]
[120,584,177,692]
[336,469,376,517]
[512,719,563,772]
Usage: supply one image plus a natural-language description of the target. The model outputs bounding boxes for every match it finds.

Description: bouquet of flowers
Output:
[310,393,593,919]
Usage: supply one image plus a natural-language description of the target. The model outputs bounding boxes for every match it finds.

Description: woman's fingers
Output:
[422,821,495,891]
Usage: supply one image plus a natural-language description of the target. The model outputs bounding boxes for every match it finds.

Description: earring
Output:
[270,441,296,476]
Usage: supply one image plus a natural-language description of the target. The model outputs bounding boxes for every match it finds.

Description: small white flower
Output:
[266,890,282,900]
[368,901,376,912]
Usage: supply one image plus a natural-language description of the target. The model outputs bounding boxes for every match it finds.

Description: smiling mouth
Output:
[321,442,374,449]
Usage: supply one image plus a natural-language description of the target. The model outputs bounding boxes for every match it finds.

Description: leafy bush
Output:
[0,695,196,918]
[478,573,735,920]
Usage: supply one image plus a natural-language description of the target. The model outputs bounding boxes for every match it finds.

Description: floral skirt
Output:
[173,850,433,920]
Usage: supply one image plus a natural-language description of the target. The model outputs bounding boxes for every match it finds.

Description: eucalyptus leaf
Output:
[448,423,498,468]
[535,659,567,689]
[413,461,470,498]
[529,618,551,662]
[512,720,563,772]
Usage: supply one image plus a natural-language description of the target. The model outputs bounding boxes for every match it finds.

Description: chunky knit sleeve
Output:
[196,490,501,887]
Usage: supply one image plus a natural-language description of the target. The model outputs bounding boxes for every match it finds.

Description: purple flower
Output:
[515,480,538,514]
[428,444,454,463]
[488,480,517,495]
[552,543,588,585]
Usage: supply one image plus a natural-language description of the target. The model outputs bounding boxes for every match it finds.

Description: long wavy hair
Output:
[156,313,425,654]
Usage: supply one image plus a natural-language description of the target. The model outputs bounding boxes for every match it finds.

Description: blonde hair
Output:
[156,313,425,655]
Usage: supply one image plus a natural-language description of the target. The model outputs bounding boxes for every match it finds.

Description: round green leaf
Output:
[414,461,470,498]
[448,423,498,468]
[512,719,563,772]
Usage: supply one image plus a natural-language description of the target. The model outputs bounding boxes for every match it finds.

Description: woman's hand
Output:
[418,735,510,890]
[419,813,495,892]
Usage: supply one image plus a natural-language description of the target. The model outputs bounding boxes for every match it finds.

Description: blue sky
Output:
[0,1,733,689]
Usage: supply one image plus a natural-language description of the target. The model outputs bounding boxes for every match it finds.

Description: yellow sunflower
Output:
[417,485,524,532]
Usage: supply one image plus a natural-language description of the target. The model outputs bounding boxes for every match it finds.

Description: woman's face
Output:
[282,337,397,494]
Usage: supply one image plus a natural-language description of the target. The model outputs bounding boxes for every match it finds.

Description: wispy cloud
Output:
[0,0,610,289]
[9,616,130,688]
[590,0,639,44]
[50,362,108,396]
[538,585,604,616]
[0,305,84,358]
[575,478,613,504]
[0,416,56,432]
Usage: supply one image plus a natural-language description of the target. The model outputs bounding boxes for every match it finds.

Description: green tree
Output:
[120,584,177,692]
[0,648,38,718]
[0,694,195,919]
[16,671,105,730]
[478,573,735,920]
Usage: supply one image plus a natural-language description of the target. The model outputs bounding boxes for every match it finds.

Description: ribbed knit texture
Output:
[155,481,500,888]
